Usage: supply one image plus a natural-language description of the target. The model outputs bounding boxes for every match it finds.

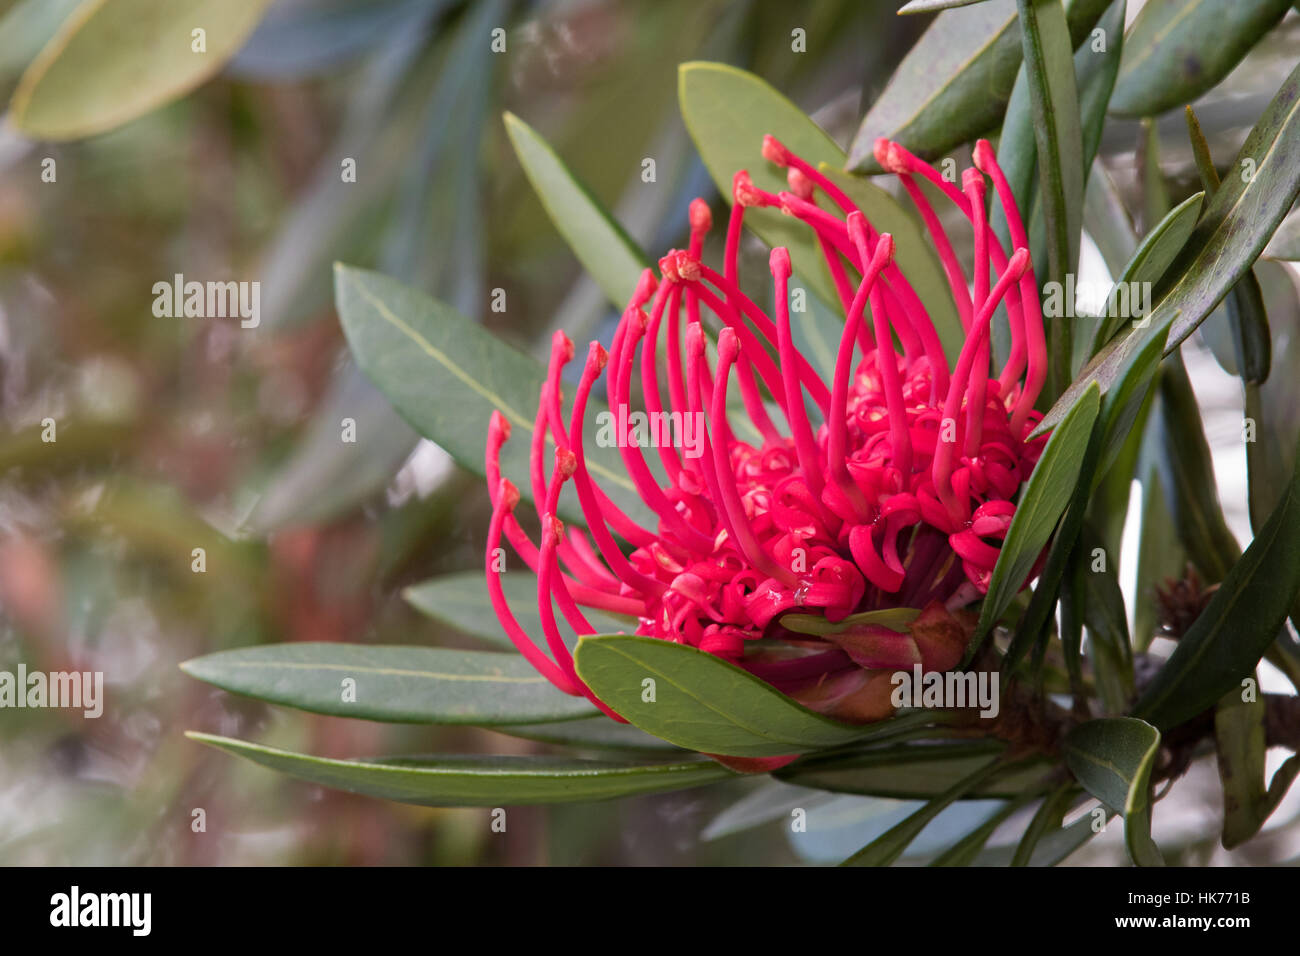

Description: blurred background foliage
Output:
[1,0,1299,865]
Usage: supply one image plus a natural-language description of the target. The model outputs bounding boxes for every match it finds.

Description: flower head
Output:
[485,136,1048,726]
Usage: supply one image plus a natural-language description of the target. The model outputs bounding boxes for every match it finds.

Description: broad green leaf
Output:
[848,0,1022,172]
[780,742,1050,799]
[10,0,274,140]
[404,570,631,651]
[1089,191,1204,354]
[1064,717,1164,865]
[841,756,1013,865]
[1214,685,1270,849]
[1151,354,1241,582]
[334,264,648,525]
[504,112,649,309]
[1133,444,1300,730]
[188,732,731,806]
[678,61,843,306]
[972,382,1100,651]
[181,643,596,725]
[819,166,963,365]
[1017,0,1084,395]
[1037,59,1300,435]
[572,634,866,756]
[1109,0,1291,119]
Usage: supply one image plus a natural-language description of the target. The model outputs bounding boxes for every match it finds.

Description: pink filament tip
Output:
[786,167,814,199]
[733,170,765,208]
[761,134,791,167]
[689,198,713,234]
[769,246,792,279]
[498,478,520,512]
[873,138,910,175]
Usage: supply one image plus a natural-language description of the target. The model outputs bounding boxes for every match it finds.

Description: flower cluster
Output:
[485,136,1048,723]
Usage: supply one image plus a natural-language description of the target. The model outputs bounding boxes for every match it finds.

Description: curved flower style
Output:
[485,135,1048,726]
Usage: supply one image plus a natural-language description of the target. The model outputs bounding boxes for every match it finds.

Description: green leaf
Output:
[1133,463,1184,651]
[1089,191,1204,354]
[404,570,631,651]
[187,732,732,806]
[973,381,1100,652]
[848,0,1022,172]
[1037,59,1300,435]
[1109,0,1291,119]
[701,780,834,841]
[1132,444,1300,730]
[333,264,647,525]
[1151,354,1241,582]
[677,61,842,306]
[489,717,683,753]
[899,0,995,12]
[780,742,1050,799]
[819,166,963,365]
[1064,717,1164,865]
[572,634,867,756]
[928,795,1031,865]
[181,643,597,725]
[10,0,274,140]
[1017,0,1084,395]
[1214,685,1270,848]
[840,756,1013,865]
[503,112,650,309]
[1010,782,1076,865]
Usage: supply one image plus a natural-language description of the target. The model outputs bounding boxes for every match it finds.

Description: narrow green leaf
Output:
[573,634,866,757]
[1110,0,1291,119]
[10,0,274,140]
[929,795,1032,865]
[780,742,1050,799]
[841,756,1013,865]
[973,381,1100,652]
[899,0,995,13]
[1214,685,1270,849]
[489,717,683,753]
[1152,353,1241,582]
[848,0,1022,172]
[1011,782,1076,865]
[1017,0,1084,396]
[1064,717,1164,865]
[1133,464,1184,651]
[1132,444,1300,730]
[1089,191,1204,354]
[1037,60,1300,435]
[334,264,647,525]
[187,732,732,806]
[181,643,597,725]
[504,112,649,309]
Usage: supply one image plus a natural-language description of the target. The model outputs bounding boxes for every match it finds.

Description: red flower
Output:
[484,136,1048,726]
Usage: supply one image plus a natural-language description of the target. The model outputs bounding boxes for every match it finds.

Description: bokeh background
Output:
[1,0,1298,865]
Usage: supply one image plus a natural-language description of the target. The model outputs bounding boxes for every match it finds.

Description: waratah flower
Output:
[484,134,1048,729]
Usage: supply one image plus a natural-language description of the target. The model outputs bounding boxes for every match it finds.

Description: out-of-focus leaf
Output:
[820,166,962,364]
[1214,685,1270,848]
[1133,444,1300,729]
[1064,717,1163,865]
[181,643,597,724]
[404,570,631,651]
[972,382,1100,653]
[1077,524,1134,712]
[187,732,732,806]
[229,0,443,79]
[898,0,994,12]
[929,795,1030,865]
[0,0,83,80]
[1133,454,1184,650]
[701,780,834,841]
[1109,0,1291,119]
[333,265,648,525]
[1010,782,1075,865]
[246,364,417,531]
[1082,161,1136,275]
[678,61,843,306]
[840,756,1014,865]
[1037,60,1300,435]
[505,112,650,310]
[572,634,866,757]
[1264,208,1300,260]
[1244,262,1300,529]
[491,717,682,754]
[10,0,275,140]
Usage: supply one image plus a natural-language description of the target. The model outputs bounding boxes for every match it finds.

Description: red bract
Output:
[484,136,1048,725]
